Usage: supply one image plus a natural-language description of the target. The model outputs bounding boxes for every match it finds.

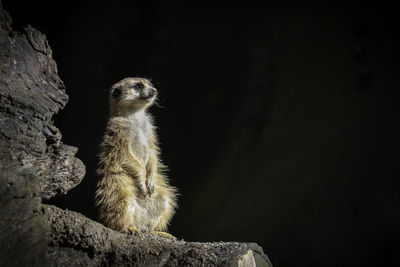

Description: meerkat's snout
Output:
[140,86,157,100]
[149,87,157,97]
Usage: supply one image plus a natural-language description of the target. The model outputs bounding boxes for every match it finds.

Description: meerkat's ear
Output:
[111,87,123,100]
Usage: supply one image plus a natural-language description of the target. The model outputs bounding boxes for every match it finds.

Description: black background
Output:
[3,1,399,266]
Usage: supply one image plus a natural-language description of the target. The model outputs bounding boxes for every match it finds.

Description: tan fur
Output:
[95,77,177,237]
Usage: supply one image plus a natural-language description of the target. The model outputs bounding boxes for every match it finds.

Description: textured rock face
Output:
[0,2,85,266]
[44,205,271,266]
[0,13,85,201]
[0,2,271,266]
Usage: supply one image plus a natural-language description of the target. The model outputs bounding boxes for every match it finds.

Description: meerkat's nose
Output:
[149,87,157,96]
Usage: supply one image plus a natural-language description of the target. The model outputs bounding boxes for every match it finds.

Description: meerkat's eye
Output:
[133,82,144,90]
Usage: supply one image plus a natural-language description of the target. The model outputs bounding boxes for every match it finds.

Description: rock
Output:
[0,2,272,266]
[0,2,85,266]
[0,9,85,201]
[44,204,272,266]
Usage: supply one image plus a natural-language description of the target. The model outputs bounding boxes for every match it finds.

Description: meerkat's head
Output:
[109,77,157,116]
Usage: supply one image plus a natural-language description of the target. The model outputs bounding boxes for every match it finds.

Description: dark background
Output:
[3,1,399,266]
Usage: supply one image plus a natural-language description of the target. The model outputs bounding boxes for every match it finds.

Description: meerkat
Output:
[95,77,177,238]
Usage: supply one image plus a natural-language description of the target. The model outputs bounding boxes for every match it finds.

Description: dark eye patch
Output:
[112,88,123,100]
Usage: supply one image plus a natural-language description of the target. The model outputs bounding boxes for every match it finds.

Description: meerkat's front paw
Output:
[145,178,155,196]
[135,181,148,198]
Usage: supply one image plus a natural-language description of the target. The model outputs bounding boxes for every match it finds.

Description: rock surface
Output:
[44,205,271,266]
[0,2,272,266]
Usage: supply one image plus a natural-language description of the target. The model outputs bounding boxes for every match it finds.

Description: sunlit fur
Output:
[96,77,177,238]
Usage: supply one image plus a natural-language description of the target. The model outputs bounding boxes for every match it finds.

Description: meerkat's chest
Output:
[129,120,151,164]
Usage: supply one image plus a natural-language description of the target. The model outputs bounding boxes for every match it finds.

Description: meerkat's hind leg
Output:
[152,231,177,240]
